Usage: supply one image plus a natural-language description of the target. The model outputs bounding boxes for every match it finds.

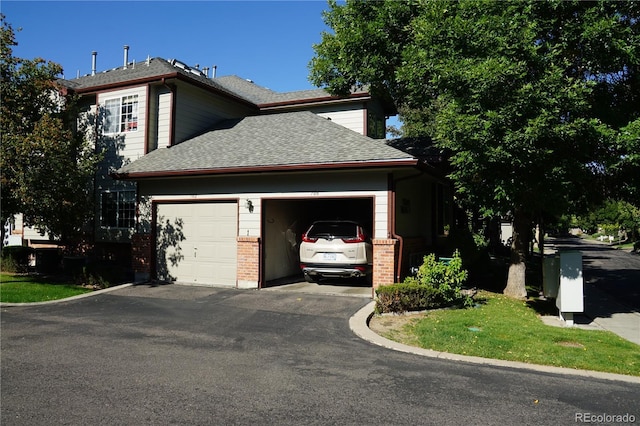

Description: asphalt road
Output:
[2,284,639,425]
[550,237,640,312]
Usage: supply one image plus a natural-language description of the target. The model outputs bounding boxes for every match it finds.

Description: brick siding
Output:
[237,236,260,284]
[131,233,151,275]
[372,239,398,289]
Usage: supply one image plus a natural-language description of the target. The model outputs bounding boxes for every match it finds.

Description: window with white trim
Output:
[100,190,136,228]
[104,95,138,134]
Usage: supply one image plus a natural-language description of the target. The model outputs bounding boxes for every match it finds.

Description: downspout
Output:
[150,201,158,280]
[91,100,100,247]
[258,236,263,289]
[387,174,402,283]
[389,170,427,283]
[144,84,150,154]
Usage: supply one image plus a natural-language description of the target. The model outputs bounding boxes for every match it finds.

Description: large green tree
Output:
[310,0,639,298]
[1,15,101,248]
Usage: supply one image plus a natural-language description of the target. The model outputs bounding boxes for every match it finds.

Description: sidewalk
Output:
[543,236,640,346]
[541,281,640,346]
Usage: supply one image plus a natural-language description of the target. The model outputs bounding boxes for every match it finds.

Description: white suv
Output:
[299,220,373,282]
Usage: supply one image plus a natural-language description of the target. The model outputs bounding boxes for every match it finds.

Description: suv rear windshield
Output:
[307,222,358,238]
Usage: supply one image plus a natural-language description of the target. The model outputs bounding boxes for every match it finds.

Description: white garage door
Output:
[155,202,237,286]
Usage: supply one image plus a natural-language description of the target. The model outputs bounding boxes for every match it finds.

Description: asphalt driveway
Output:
[2,284,639,425]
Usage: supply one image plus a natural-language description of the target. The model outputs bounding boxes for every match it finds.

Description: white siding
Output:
[95,87,147,242]
[174,83,252,144]
[98,86,147,163]
[138,170,391,239]
[157,91,172,148]
[11,214,51,243]
[314,106,366,135]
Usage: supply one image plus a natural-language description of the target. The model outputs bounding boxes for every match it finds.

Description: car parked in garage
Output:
[299,220,373,282]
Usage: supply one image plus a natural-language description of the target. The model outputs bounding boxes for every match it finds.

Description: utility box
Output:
[556,250,584,325]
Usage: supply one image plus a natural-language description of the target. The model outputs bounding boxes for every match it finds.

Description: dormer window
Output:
[104,95,138,134]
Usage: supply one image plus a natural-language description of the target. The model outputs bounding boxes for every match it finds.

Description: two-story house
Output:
[56,52,450,293]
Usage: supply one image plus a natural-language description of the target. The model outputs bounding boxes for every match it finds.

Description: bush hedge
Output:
[1,246,35,273]
[375,282,444,314]
[375,250,471,314]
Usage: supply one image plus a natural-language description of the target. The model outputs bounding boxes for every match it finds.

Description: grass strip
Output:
[0,273,92,303]
[379,291,640,377]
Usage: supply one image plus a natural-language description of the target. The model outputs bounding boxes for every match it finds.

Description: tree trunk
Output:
[503,209,530,299]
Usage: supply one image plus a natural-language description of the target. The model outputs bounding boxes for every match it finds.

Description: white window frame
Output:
[103,95,138,134]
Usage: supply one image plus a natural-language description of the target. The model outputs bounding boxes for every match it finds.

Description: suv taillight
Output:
[342,227,366,243]
[302,233,317,243]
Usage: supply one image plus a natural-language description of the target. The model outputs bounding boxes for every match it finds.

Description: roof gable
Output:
[115,111,416,178]
[61,58,244,100]
[214,75,369,107]
[62,58,371,109]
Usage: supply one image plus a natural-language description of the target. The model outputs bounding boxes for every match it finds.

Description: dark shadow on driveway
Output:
[549,237,640,317]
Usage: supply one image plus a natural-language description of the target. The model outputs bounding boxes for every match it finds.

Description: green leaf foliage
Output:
[310,1,639,295]
[375,250,470,313]
[0,15,102,247]
[375,282,443,314]
[407,250,469,303]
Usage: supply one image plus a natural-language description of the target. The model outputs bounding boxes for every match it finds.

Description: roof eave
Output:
[112,159,419,180]
[257,93,372,111]
[68,73,258,110]
[69,72,181,94]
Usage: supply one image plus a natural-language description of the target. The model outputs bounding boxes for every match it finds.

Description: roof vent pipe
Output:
[123,45,129,69]
[91,51,97,76]
[212,65,217,79]
[203,67,209,77]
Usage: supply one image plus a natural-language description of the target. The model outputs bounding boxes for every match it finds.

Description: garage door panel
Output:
[197,242,236,260]
[156,202,237,286]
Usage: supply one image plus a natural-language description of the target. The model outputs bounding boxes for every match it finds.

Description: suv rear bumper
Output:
[301,263,372,279]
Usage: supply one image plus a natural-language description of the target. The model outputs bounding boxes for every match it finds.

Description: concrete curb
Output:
[349,301,640,384]
[0,283,133,307]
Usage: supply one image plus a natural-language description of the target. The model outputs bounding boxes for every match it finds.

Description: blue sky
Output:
[2,1,333,92]
[4,0,401,130]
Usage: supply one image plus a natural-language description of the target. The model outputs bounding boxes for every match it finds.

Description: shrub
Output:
[375,282,443,314]
[375,250,471,314]
[442,226,490,279]
[1,246,35,273]
[412,250,468,304]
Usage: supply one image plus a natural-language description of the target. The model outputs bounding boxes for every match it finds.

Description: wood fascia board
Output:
[112,159,419,180]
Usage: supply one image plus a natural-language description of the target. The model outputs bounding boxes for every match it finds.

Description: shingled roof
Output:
[213,75,370,107]
[63,58,236,96]
[61,58,372,110]
[114,111,417,179]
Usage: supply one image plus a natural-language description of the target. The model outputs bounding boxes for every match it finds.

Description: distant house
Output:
[13,50,452,290]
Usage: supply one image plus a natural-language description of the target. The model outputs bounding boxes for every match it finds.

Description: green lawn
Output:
[0,273,93,303]
[375,291,640,377]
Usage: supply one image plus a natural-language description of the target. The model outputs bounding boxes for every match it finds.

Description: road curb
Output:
[349,301,640,384]
[0,283,133,307]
